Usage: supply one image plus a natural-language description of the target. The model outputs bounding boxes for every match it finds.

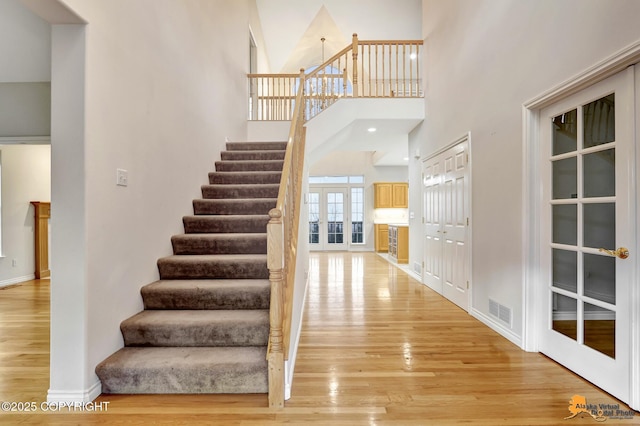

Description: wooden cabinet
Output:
[374,224,389,252]
[374,182,408,208]
[388,225,409,264]
[30,201,51,279]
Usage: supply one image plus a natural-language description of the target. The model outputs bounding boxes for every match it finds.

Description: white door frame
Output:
[522,40,640,410]
[422,133,472,311]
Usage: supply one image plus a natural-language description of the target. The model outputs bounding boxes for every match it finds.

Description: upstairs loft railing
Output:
[266,75,306,409]
[248,33,423,122]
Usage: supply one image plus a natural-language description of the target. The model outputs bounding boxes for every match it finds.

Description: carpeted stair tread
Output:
[157,254,268,279]
[182,215,269,233]
[201,184,279,199]
[226,141,287,151]
[209,171,282,185]
[193,199,276,215]
[171,233,267,255]
[221,150,285,161]
[96,346,268,394]
[120,309,269,347]
[141,279,270,310]
[215,160,284,172]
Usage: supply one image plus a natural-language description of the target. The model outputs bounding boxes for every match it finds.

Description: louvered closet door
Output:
[538,69,634,403]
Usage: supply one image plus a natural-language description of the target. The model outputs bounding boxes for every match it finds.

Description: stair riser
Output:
[157,260,269,280]
[142,287,270,310]
[221,151,285,161]
[201,185,279,199]
[171,236,267,255]
[182,216,269,233]
[208,172,282,185]
[121,322,269,347]
[193,200,276,215]
[215,161,284,172]
[226,142,287,151]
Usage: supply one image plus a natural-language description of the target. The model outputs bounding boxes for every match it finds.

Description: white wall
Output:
[0,83,50,136]
[407,122,424,274]
[310,151,407,251]
[0,0,50,82]
[21,0,257,401]
[0,145,51,286]
[0,0,51,136]
[420,0,640,342]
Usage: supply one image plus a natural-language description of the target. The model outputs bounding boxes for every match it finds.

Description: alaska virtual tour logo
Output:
[564,395,636,422]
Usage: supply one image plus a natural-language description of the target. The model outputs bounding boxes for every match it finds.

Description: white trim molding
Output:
[47,380,102,404]
[0,274,36,289]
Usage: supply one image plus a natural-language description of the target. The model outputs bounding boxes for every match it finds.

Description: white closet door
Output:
[423,139,470,310]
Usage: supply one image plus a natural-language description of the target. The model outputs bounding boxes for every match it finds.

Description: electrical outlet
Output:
[12,259,17,267]
[116,169,128,187]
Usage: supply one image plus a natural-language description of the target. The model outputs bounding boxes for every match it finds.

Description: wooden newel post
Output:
[267,208,285,409]
[352,33,359,97]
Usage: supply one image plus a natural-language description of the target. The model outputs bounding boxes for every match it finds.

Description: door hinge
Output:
[466,217,469,226]
[466,280,469,289]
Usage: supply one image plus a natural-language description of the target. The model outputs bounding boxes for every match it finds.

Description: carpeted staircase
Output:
[95,141,287,394]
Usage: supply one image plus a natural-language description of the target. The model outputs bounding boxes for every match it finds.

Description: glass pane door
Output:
[539,70,633,403]
[550,94,616,358]
[308,188,348,251]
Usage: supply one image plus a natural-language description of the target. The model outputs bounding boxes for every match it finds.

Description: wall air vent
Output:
[489,298,512,328]
[413,262,422,275]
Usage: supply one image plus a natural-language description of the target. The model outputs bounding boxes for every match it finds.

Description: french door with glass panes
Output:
[538,69,634,403]
[308,188,348,251]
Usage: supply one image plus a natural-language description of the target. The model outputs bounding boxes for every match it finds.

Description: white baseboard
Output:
[0,274,36,288]
[471,307,523,349]
[47,380,102,403]
[284,275,310,401]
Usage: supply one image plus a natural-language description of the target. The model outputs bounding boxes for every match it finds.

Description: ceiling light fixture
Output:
[367,127,377,133]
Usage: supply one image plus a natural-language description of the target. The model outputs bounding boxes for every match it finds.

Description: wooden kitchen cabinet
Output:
[374,224,389,252]
[388,225,409,264]
[374,182,408,208]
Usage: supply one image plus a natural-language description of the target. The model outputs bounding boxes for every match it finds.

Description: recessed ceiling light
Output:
[403,157,409,161]
[367,127,377,133]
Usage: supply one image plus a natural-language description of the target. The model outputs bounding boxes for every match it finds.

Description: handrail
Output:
[266,68,306,409]
[248,34,423,122]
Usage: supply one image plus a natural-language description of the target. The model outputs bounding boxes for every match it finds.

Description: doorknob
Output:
[598,247,630,259]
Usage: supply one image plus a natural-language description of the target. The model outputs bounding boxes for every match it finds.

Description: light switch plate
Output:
[116,169,128,187]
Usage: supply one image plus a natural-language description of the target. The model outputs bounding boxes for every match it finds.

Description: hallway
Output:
[0,253,635,424]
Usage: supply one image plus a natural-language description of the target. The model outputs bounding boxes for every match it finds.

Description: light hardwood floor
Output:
[0,252,636,425]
